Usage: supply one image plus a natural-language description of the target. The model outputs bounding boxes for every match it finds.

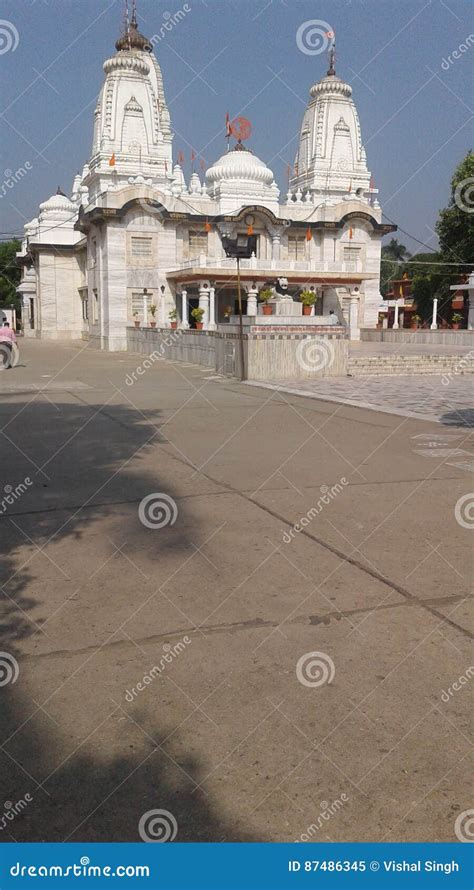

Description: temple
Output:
[17,4,395,351]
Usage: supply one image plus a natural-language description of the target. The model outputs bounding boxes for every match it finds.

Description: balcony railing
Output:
[176,255,360,274]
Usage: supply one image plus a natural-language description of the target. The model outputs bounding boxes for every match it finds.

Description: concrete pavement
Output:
[0,339,472,843]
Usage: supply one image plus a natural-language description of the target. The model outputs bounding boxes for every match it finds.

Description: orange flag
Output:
[305,226,312,242]
[178,151,184,165]
[247,224,254,235]
[204,219,212,232]
[349,226,353,240]
[109,153,116,167]
[225,112,231,138]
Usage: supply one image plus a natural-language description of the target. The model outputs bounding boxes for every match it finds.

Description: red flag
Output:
[178,151,184,165]
[225,112,231,138]
[191,150,196,161]
[349,226,353,240]
[200,158,206,171]
[109,153,116,167]
[306,226,312,242]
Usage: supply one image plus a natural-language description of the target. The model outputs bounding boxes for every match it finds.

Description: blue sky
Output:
[0,0,472,253]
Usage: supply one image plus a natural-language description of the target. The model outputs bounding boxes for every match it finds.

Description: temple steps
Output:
[347,354,474,377]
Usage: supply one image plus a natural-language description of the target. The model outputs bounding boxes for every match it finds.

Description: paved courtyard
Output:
[0,340,472,844]
[250,374,473,426]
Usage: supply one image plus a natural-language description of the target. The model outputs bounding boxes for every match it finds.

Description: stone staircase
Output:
[347,353,474,377]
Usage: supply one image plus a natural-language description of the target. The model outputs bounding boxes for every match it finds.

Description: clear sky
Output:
[0,0,472,253]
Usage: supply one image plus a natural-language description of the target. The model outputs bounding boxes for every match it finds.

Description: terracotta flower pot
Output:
[134,321,140,328]
[195,322,203,330]
[170,322,177,330]
[150,321,157,328]
[262,304,273,316]
[410,323,418,330]
[452,323,460,330]
[302,305,312,316]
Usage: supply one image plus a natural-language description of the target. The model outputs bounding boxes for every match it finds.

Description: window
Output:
[131,236,153,258]
[288,235,306,260]
[92,289,99,323]
[188,230,208,254]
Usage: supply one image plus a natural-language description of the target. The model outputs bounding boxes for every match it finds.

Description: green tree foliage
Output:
[380,239,411,296]
[0,239,22,310]
[436,150,474,269]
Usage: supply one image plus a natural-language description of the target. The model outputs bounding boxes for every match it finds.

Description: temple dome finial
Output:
[327,38,336,76]
[115,0,152,52]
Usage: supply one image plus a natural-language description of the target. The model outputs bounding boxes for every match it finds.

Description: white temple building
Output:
[17,5,395,352]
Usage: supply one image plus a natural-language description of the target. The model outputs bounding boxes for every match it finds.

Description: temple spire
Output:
[327,38,336,76]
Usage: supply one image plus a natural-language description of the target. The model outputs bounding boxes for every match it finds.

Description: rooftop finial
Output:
[116,0,152,52]
[327,37,336,76]
[131,0,138,27]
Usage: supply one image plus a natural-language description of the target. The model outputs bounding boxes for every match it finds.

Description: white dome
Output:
[39,191,76,215]
[206,145,274,187]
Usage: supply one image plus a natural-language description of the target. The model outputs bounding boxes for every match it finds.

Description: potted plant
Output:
[259,287,273,316]
[411,313,421,330]
[191,306,205,330]
[133,312,140,328]
[169,308,178,330]
[451,313,463,330]
[223,305,232,322]
[300,289,316,316]
[149,304,157,328]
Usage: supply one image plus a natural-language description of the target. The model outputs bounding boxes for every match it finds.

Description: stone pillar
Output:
[159,289,166,327]
[271,233,281,262]
[208,286,217,330]
[469,288,474,330]
[349,289,361,341]
[180,289,189,329]
[198,282,210,328]
[246,283,258,317]
[393,299,400,329]
[431,297,438,330]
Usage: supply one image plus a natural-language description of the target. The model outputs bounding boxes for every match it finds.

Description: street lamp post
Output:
[221,234,256,381]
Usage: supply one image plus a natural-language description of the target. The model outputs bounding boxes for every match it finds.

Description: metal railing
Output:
[176,255,360,273]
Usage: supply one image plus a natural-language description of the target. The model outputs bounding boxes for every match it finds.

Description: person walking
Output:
[0,321,18,370]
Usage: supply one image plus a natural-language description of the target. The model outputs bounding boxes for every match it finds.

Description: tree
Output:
[380,238,412,296]
[0,238,22,311]
[436,150,474,270]
[382,238,411,262]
